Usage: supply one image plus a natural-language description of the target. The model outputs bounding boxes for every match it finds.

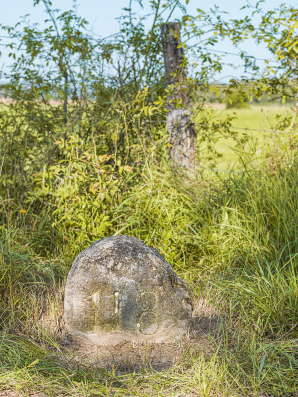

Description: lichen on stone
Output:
[64,235,193,345]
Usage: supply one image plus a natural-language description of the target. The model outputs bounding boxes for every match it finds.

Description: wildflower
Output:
[20,209,27,214]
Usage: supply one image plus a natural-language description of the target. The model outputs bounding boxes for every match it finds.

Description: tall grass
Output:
[0,129,298,395]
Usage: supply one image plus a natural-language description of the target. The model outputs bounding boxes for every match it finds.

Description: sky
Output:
[1,0,298,81]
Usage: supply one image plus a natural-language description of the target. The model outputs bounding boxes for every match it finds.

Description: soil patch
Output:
[48,298,223,374]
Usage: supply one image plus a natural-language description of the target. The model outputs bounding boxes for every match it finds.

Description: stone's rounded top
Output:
[70,235,175,273]
[64,235,193,345]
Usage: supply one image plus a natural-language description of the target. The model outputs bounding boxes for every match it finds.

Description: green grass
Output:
[226,105,292,130]
[1,105,298,396]
[198,105,296,164]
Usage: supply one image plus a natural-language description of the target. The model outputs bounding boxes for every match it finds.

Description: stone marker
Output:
[64,235,193,345]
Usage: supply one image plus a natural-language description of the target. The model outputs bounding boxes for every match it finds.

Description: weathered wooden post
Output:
[63,70,68,124]
[161,22,196,169]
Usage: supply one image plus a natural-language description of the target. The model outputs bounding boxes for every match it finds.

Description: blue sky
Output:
[1,0,296,36]
[1,0,298,81]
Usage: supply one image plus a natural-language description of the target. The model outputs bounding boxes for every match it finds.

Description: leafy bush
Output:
[226,99,250,109]
[225,89,251,109]
[2,0,298,395]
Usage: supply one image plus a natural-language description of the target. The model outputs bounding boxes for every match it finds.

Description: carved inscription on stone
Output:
[64,235,193,345]
[138,292,157,310]
[91,287,120,331]
[137,292,159,335]
[139,311,159,335]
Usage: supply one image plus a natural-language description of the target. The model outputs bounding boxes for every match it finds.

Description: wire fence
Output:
[0,29,297,138]
[0,76,297,89]
[0,106,295,136]
[0,32,281,63]
[0,26,294,97]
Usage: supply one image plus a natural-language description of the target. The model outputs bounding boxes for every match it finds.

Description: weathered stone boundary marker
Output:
[65,236,193,345]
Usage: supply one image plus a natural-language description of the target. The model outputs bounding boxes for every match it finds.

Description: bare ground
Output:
[52,297,223,374]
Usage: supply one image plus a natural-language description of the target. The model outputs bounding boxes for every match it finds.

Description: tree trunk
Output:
[161,22,196,169]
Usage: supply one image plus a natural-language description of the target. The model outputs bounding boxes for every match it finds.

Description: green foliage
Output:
[0,227,63,330]
[226,100,250,109]
[2,0,298,395]
[2,138,298,394]
[224,87,251,109]
[32,132,130,251]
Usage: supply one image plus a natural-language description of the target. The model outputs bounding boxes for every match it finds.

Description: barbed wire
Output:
[0,70,297,88]
[0,109,295,135]
[0,34,282,64]
[199,48,280,64]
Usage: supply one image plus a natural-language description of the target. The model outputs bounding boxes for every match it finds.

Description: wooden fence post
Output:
[63,70,68,124]
[161,22,196,170]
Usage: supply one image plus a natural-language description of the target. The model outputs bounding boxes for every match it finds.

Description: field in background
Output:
[199,105,295,165]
